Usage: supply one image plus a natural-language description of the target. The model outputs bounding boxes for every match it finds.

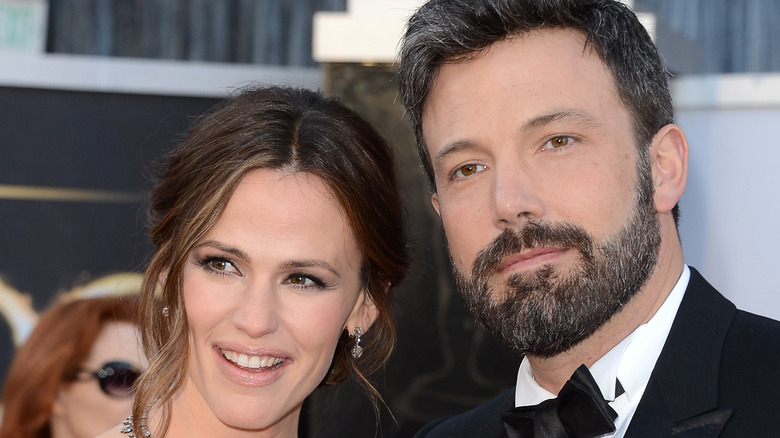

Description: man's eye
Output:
[453,163,486,179]
[543,136,574,149]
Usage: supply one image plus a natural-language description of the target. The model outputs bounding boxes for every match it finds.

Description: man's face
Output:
[422,28,661,357]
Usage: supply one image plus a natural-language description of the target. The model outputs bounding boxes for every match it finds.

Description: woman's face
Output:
[50,320,146,438]
[180,169,376,433]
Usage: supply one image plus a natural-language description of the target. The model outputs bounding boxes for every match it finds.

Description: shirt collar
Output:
[515,265,690,407]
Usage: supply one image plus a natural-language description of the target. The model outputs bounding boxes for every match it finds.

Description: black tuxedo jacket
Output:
[413,268,780,437]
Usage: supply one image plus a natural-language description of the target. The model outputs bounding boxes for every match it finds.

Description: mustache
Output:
[471,221,594,280]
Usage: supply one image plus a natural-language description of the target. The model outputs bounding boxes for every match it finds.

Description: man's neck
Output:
[526,242,685,394]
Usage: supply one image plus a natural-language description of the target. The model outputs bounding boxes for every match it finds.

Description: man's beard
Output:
[453,158,661,358]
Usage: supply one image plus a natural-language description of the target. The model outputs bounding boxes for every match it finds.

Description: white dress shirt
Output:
[514,265,691,437]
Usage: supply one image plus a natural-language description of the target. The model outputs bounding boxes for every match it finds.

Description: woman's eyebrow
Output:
[279,260,342,278]
[193,240,251,262]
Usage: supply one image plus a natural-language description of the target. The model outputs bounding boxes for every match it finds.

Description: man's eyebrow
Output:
[432,110,601,170]
[434,139,477,171]
[521,109,602,131]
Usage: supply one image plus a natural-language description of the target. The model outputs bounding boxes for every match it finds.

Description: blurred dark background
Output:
[40,0,777,73]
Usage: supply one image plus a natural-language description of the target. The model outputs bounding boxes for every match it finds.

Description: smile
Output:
[219,348,285,371]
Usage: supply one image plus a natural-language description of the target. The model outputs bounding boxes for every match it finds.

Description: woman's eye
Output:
[453,163,486,179]
[543,135,575,150]
[286,273,325,289]
[210,260,230,271]
[199,257,239,275]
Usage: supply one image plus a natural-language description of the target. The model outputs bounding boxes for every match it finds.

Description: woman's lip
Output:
[213,345,291,387]
[215,343,289,357]
[218,347,286,369]
[496,247,568,273]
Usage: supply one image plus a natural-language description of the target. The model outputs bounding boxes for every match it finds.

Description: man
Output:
[397,0,780,437]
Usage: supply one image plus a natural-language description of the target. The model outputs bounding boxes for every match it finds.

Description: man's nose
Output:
[491,161,545,230]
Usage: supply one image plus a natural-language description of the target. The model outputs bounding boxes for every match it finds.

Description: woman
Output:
[0,292,146,438]
[109,86,408,437]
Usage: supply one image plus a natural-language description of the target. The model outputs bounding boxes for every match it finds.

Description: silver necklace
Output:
[120,411,151,437]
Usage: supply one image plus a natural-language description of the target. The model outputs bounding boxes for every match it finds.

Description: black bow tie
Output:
[501,364,618,438]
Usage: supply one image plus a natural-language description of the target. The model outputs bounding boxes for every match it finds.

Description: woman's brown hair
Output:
[133,85,408,433]
[0,294,138,438]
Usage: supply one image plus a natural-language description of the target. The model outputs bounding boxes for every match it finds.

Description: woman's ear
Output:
[346,289,380,334]
[651,124,689,214]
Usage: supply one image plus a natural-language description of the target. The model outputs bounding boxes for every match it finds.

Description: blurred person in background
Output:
[0,289,146,438]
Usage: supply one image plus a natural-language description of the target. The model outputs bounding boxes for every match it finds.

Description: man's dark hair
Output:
[397,0,679,223]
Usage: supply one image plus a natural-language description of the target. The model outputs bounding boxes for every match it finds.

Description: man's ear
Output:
[651,124,688,214]
[431,192,441,217]
[346,289,380,334]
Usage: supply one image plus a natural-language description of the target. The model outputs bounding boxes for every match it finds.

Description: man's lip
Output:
[496,247,568,272]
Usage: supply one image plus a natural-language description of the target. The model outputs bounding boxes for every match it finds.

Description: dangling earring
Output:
[350,327,364,359]
[162,306,170,317]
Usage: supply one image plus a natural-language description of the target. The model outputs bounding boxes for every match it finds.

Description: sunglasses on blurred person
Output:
[70,361,142,398]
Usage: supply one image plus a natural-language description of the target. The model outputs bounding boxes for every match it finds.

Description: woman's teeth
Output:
[220,348,284,370]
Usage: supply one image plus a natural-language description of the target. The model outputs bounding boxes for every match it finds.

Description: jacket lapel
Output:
[626,268,734,437]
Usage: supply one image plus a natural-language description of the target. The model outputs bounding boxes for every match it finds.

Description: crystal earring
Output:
[350,327,364,359]
[162,306,170,317]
